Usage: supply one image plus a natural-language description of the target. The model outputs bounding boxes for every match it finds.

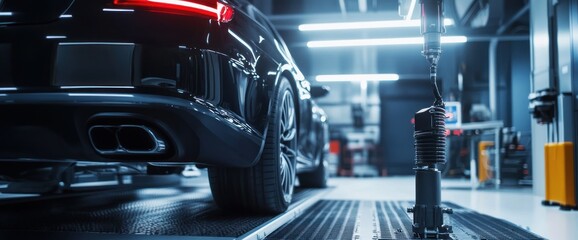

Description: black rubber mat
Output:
[0,185,321,238]
[269,200,544,240]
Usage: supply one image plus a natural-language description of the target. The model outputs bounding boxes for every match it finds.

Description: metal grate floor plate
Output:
[0,185,323,239]
[269,200,544,240]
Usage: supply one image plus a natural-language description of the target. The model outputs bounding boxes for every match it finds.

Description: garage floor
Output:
[0,174,574,239]
[325,177,577,240]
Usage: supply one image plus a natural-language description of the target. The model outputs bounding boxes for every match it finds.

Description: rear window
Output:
[0,0,74,25]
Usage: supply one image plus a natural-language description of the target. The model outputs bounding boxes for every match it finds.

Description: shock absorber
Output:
[408,100,453,239]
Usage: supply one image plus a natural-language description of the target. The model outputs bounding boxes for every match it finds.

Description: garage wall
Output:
[510,41,532,135]
[379,80,440,175]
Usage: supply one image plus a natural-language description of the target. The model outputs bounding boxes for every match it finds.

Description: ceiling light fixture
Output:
[299,18,454,31]
[405,0,417,20]
[307,35,467,48]
[315,74,400,82]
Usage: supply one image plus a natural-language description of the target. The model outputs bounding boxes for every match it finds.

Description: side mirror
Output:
[310,85,330,98]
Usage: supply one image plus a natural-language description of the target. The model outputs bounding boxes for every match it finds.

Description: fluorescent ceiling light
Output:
[299,18,454,31]
[316,74,400,82]
[308,36,467,48]
[406,0,417,20]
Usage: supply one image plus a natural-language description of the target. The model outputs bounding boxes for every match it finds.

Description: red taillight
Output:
[113,0,234,23]
[217,2,234,23]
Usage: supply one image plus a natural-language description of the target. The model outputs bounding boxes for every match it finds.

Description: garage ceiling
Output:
[247,0,530,82]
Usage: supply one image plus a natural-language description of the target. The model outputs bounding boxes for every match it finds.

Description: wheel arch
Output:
[271,68,301,139]
[279,71,301,132]
[254,64,302,166]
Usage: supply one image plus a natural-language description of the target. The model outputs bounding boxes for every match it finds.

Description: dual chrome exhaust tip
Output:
[88,125,166,155]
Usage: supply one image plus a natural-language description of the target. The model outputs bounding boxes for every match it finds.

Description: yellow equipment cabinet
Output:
[543,142,577,210]
[478,141,495,184]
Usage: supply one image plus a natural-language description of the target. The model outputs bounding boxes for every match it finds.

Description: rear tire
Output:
[208,77,297,213]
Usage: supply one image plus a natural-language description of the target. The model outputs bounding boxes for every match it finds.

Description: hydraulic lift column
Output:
[406,0,453,238]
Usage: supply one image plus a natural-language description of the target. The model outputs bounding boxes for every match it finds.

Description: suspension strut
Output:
[408,92,453,239]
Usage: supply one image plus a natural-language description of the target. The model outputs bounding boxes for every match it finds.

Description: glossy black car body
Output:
[0,0,328,212]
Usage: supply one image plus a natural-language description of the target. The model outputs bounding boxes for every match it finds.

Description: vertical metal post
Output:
[489,39,498,121]
[470,136,478,188]
[494,127,501,188]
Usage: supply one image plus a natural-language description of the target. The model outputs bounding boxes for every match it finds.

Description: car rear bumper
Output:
[0,91,263,167]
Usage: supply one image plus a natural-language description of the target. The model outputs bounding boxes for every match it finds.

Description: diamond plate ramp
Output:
[0,186,325,239]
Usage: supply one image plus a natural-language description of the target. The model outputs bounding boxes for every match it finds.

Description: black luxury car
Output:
[0,0,329,213]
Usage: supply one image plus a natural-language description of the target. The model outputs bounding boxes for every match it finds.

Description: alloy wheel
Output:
[279,90,296,202]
